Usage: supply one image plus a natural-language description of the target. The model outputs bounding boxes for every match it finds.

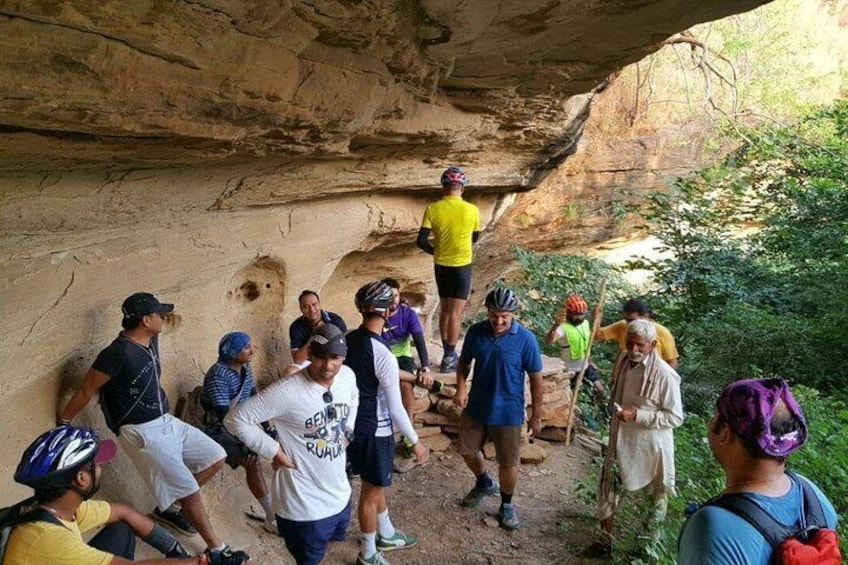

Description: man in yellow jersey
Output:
[416,166,481,373]
[593,298,679,369]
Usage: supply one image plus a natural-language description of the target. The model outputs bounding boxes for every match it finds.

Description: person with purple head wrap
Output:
[678,378,839,565]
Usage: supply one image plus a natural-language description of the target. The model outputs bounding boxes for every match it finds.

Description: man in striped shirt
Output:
[202,331,277,533]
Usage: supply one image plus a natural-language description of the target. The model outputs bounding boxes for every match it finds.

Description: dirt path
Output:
[182,438,607,565]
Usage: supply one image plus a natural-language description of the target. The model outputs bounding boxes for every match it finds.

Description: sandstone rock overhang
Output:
[0,0,770,192]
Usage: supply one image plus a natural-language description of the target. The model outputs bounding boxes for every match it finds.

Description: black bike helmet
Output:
[485,287,519,312]
[355,281,395,315]
[14,425,115,489]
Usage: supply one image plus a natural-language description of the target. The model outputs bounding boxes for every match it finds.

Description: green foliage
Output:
[509,247,636,362]
[529,100,848,562]
[633,100,848,393]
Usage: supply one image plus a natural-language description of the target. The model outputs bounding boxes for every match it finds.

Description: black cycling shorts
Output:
[434,264,472,299]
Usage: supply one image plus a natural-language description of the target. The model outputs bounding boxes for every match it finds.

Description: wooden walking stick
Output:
[565,278,607,445]
[598,355,624,517]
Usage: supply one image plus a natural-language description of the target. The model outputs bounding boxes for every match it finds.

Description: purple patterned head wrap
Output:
[716,378,808,458]
[218,332,251,361]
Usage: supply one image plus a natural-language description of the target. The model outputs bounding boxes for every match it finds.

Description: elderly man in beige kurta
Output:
[598,319,683,529]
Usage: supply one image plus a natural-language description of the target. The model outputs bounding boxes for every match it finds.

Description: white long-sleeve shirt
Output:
[224,366,359,521]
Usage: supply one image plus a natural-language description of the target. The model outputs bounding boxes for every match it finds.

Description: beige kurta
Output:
[610,351,683,492]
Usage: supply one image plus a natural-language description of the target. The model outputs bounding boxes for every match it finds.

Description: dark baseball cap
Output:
[309,323,347,358]
[121,292,174,320]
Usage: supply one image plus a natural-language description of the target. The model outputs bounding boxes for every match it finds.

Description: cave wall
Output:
[0,0,773,504]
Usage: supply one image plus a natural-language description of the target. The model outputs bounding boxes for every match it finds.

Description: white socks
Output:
[377,510,396,538]
[361,531,377,558]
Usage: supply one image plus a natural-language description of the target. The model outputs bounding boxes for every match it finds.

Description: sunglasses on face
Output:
[322,390,337,420]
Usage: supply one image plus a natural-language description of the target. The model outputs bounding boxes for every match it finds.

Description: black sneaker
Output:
[152,507,198,536]
[207,545,250,565]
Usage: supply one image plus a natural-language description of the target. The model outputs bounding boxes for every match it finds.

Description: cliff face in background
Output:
[0,0,771,504]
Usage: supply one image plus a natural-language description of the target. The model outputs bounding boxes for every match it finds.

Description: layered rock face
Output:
[0,0,769,504]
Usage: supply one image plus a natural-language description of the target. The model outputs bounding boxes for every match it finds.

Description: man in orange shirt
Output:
[593,298,679,369]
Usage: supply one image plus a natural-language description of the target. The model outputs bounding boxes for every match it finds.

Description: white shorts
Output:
[118,413,226,510]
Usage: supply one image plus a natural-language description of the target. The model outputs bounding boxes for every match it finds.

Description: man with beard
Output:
[201,332,277,533]
[585,318,683,557]
[225,323,359,565]
[6,425,209,564]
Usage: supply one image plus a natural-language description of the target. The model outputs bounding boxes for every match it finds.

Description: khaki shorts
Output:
[456,412,521,467]
[118,414,226,510]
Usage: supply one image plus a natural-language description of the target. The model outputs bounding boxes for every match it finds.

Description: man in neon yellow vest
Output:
[546,294,604,396]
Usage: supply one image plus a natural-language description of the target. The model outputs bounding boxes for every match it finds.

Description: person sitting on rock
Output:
[289,289,348,364]
[201,331,277,534]
[593,298,679,368]
[379,277,443,455]
[7,424,206,564]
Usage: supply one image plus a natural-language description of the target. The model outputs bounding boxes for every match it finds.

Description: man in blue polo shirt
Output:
[454,287,544,531]
[289,290,348,364]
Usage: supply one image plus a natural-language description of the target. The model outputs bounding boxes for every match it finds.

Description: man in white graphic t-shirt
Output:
[226,323,358,565]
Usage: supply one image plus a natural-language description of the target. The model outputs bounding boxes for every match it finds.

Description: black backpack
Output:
[0,496,63,564]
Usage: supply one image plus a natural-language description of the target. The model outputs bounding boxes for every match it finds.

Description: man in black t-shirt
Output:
[58,292,249,565]
[289,289,348,364]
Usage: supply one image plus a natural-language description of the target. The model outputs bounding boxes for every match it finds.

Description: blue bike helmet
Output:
[14,425,116,489]
[440,166,468,187]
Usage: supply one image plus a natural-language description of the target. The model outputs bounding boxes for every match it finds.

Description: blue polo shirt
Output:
[288,311,348,350]
[460,319,543,426]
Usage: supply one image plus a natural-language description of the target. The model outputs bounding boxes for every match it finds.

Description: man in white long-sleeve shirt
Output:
[346,281,427,565]
[225,323,358,565]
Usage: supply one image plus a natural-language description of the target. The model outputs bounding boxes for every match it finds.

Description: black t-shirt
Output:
[93,334,170,433]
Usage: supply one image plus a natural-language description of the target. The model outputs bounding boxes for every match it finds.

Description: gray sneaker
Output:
[440,353,459,373]
[460,481,500,507]
[377,529,418,552]
[498,503,520,531]
[357,551,390,565]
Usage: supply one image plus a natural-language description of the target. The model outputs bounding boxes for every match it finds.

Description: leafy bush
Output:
[632,100,848,394]
[509,247,636,363]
